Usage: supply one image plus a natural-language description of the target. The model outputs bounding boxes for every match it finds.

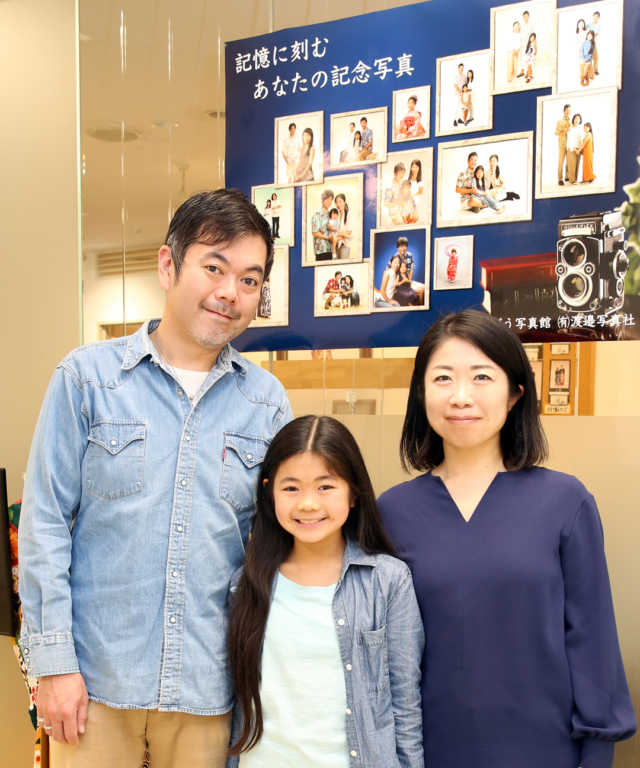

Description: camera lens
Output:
[564,274,586,300]
[563,241,586,267]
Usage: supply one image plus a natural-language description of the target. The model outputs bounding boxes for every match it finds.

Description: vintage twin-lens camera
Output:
[556,211,629,315]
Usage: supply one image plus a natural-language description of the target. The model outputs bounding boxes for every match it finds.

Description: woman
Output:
[579,122,596,183]
[294,128,315,182]
[507,21,521,82]
[580,30,595,86]
[270,193,281,239]
[485,154,520,202]
[378,310,637,768]
[575,19,587,85]
[334,193,353,260]
[409,160,424,212]
[566,113,584,184]
[379,255,401,307]
[262,199,272,229]
[464,70,475,124]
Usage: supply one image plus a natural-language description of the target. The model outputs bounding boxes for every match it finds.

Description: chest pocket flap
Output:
[86,420,146,500]
[88,421,146,454]
[220,432,269,514]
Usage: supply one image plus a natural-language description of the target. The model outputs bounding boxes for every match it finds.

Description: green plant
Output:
[621,155,640,296]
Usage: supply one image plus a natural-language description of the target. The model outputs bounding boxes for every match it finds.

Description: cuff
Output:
[580,738,615,768]
[19,633,80,678]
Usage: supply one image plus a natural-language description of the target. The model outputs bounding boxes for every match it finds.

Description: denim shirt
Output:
[227,539,425,768]
[18,319,292,714]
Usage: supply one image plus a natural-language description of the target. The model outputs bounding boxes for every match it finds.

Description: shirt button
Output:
[338,619,345,626]
[178,390,183,397]
[170,617,176,624]
[110,439,117,446]
[172,571,178,577]
[346,708,351,715]
[350,751,357,757]
[181,479,187,486]
[176,525,183,532]
[185,435,191,442]
[346,664,352,671]
[246,453,253,460]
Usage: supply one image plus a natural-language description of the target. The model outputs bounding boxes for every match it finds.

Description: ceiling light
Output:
[204,110,226,119]
[87,126,142,143]
[151,120,179,129]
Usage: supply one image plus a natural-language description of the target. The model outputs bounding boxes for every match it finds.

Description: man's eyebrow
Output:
[202,250,264,276]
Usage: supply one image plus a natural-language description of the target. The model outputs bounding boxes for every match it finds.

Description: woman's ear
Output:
[262,478,269,487]
[509,384,525,411]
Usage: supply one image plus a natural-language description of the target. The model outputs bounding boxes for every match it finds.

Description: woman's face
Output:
[578,20,585,30]
[489,156,497,170]
[303,130,311,145]
[336,196,345,212]
[573,115,582,126]
[467,70,474,82]
[424,338,520,454]
[514,22,520,32]
[272,194,277,200]
[411,162,419,177]
[391,256,401,271]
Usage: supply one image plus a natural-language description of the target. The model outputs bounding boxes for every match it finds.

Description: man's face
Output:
[323,195,333,210]
[469,155,478,171]
[398,244,408,257]
[360,120,367,129]
[162,236,266,351]
[395,168,405,181]
[523,13,529,21]
[458,65,464,73]
[564,106,571,118]
[336,273,342,281]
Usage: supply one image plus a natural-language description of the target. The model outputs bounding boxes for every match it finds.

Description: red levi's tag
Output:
[222,448,226,462]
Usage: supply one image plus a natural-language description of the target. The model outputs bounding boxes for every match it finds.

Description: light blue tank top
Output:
[239,572,350,768]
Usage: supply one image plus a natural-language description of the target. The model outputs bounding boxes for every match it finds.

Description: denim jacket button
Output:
[350,750,357,757]
[346,708,352,715]
[110,440,117,446]
[246,453,253,460]
[338,619,345,626]
[346,664,352,671]
[170,617,176,624]
[185,435,191,442]
[172,571,178,577]
[177,525,183,532]
[181,479,187,486]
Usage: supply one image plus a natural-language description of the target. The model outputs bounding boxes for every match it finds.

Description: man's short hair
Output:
[360,117,368,124]
[468,151,478,162]
[397,237,409,248]
[564,104,571,111]
[288,122,296,131]
[335,271,342,277]
[164,189,274,281]
[593,11,600,17]
[458,63,464,69]
[523,10,529,16]
[393,162,406,175]
[321,188,334,202]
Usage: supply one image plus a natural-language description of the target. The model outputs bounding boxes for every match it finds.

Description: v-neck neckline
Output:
[429,470,507,524]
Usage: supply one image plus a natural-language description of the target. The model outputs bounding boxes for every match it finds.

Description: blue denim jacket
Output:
[18,319,292,714]
[227,539,425,768]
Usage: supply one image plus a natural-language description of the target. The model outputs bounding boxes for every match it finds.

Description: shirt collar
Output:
[340,538,377,582]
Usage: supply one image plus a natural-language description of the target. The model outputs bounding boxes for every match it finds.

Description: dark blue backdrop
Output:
[372,229,427,290]
[225,0,638,352]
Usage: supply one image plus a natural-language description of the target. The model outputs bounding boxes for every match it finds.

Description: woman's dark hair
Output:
[302,127,314,148]
[344,274,353,288]
[390,254,401,270]
[573,113,582,126]
[489,154,501,181]
[400,310,548,473]
[474,165,486,192]
[466,69,474,84]
[271,192,277,200]
[410,159,423,183]
[576,18,586,33]
[335,193,349,225]
[228,416,395,755]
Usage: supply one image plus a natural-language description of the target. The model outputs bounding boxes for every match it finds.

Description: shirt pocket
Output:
[85,420,146,501]
[219,432,269,514]
[358,625,390,692]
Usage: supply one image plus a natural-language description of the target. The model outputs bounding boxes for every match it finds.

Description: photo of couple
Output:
[392,86,430,142]
[313,262,370,317]
[536,88,617,199]
[274,111,324,187]
[433,236,474,290]
[370,227,429,313]
[377,148,433,229]
[302,174,364,267]
[437,132,533,228]
[249,245,289,328]
[251,185,294,248]
[330,108,387,169]
[436,50,493,137]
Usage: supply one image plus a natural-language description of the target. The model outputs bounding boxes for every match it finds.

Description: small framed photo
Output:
[392,86,430,143]
[376,148,433,229]
[249,245,289,328]
[433,236,474,290]
[329,108,387,169]
[531,359,543,406]
[314,262,371,317]
[370,226,430,313]
[552,0,623,95]
[535,88,617,199]
[275,111,324,187]
[436,132,533,228]
[549,359,571,391]
[490,0,555,94]
[302,173,364,267]
[252,185,295,247]
[436,50,493,137]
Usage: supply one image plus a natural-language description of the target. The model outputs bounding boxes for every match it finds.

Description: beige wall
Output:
[0,0,81,764]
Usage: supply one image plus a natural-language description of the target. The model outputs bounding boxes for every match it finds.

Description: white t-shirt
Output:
[239,572,349,768]
[172,367,209,400]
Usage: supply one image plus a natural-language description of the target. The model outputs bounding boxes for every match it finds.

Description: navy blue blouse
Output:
[378,467,636,768]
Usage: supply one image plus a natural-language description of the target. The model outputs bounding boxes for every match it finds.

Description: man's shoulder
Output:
[58,336,135,387]
[229,349,289,408]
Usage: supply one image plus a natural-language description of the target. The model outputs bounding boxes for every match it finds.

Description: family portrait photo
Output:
[436,50,493,137]
[370,226,430,313]
[313,262,371,317]
[251,185,295,247]
[392,86,431,143]
[491,0,554,94]
[536,88,617,198]
[433,235,474,290]
[376,148,434,229]
[437,132,533,228]
[329,108,388,169]
[549,359,571,391]
[553,0,622,95]
[249,245,289,328]
[302,173,364,267]
[274,111,324,187]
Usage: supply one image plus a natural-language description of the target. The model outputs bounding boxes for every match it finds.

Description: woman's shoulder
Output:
[378,472,433,508]
[508,466,591,506]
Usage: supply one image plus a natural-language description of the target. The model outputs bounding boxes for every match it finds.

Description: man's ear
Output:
[158,245,174,292]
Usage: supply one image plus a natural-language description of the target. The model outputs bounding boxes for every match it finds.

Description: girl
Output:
[445,245,459,283]
[378,310,636,768]
[460,84,472,125]
[270,193,281,239]
[346,130,362,163]
[580,31,595,86]
[524,32,537,83]
[471,165,505,214]
[294,128,315,182]
[227,416,425,768]
[394,260,419,306]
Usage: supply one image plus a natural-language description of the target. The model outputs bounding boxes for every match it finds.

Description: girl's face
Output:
[424,338,520,454]
[585,124,591,133]
[400,263,408,274]
[489,156,497,169]
[355,131,362,141]
[411,162,419,177]
[514,22,520,32]
[475,167,484,180]
[408,98,416,109]
[271,452,352,547]
[587,31,594,40]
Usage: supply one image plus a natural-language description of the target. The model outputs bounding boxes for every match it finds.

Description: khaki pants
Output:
[507,50,519,82]
[593,44,598,72]
[51,701,232,768]
[567,150,581,184]
[558,145,567,182]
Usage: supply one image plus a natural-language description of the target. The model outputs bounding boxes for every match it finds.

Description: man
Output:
[455,151,484,213]
[384,162,406,224]
[18,190,292,768]
[281,122,300,183]
[340,121,356,163]
[311,188,334,261]
[453,63,466,126]
[387,237,425,304]
[555,103,571,185]
[358,117,373,161]
[518,11,535,77]
[587,11,601,76]
[323,270,343,309]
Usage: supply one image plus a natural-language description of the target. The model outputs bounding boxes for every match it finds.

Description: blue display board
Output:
[225,0,638,351]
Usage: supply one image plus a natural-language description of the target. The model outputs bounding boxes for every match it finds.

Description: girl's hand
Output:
[391,300,400,306]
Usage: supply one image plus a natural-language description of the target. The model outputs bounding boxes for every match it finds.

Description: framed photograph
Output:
[302,173,364,267]
[433,236,474,290]
[436,132,533,228]
[376,148,433,229]
[549,359,571,391]
[531,360,543,406]
[490,0,555,94]
[329,108,387,169]
[252,185,295,247]
[536,88,617,199]
[392,86,430,143]
[436,50,493,137]
[314,262,371,317]
[274,111,324,187]
[370,226,430,313]
[552,0,623,95]
[249,246,289,328]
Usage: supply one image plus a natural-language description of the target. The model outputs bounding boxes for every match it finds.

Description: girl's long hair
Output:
[526,32,536,53]
[586,31,595,55]
[474,165,486,192]
[227,416,395,756]
[584,122,594,151]
[489,154,501,182]
[335,193,349,226]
